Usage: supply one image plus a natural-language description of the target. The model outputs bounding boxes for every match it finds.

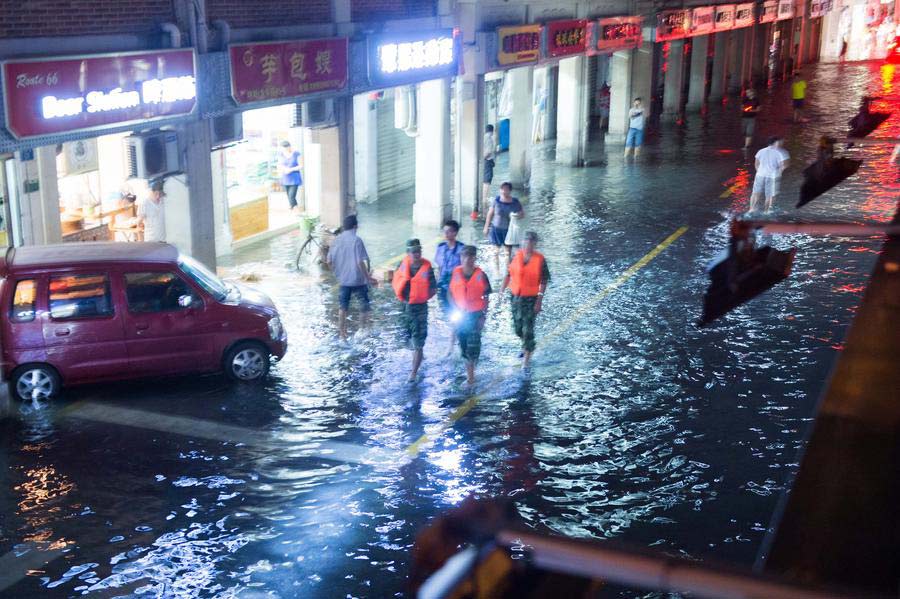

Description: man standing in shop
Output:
[482,124,496,215]
[137,179,166,242]
[327,214,379,341]
[278,141,303,214]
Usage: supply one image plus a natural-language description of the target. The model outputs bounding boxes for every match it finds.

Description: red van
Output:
[0,242,287,401]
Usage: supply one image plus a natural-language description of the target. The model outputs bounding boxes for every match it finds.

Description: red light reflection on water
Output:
[834,284,866,293]
[723,167,752,212]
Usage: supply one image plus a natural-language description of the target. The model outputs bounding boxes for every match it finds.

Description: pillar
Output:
[352,93,378,204]
[605,49,635,143]
[687,34,710,110]
[728,29,745,94]
[507,66,534,188]
[14,146,61,246]
[632,42,653,115]
[663,40,686,120]
[709,32,729,102]
[304,97,351,230]
[413,78,452,227]
[456,74,484,216]
[556,55,588,166]
[752,24,770,85]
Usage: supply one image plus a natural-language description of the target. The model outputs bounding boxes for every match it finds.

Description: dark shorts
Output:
[339,285,371,312]
[483,159,495,184]
[511,295,538,352]
[741,117,755,137]
[402,302,428,349]
[437,282,454,312]
[792,98,804,109]
[489,226,508,247]
[456,312,484,362]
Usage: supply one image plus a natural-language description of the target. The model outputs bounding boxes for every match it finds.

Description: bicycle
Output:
[295,215,340,272]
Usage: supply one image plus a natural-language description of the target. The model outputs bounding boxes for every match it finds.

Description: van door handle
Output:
[135,323,150,332]
[54,328,70,337]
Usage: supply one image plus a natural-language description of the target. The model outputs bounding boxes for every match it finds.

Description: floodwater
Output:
[1,62,897,597]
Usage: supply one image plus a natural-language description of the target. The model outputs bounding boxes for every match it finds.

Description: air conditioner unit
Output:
[299,99,336,129]
[58,139,99,177]
[210,113,243,148]
[124,130,180,180]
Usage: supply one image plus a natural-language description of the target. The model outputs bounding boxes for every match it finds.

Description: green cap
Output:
[406,238,422,251]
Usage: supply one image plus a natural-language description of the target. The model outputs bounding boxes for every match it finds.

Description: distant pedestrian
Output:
[500,231,550,369]
[791,75,807,123]
[392,239,437,382]
[449,245,492,387]
[137,179,166,242]
[750,136,790,213]
[434,219,466,354]
[482,124,496,214]
[278,141,303,213]
[840,35,849,62]
[482,182,524,266]
[326,214,379,341]
[741,89,760,149]
[624,97,646,158]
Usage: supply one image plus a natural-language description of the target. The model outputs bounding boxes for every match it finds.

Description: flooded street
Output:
[1,62,897,597]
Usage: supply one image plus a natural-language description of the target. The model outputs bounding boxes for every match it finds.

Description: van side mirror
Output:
[178,295,195,309]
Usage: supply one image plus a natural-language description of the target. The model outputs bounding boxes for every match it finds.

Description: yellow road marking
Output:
[719,182,741,198]
[405,226,689,458]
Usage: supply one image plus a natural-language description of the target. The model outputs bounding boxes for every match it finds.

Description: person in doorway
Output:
[449,245,492,387]
[740,88,761,149]
[483,182,524,266]
[392,239,437,382]
[750,136,790,213]
[434,219,466,354]
[278,141,303,213]
[624,97,646,158]
[482,124,496,215]
[137,179,167,242]
[791,74,807,123]
[326,214,379,341]
[840,35,849,62]
[500,231,550,369]
[597,83,611,131]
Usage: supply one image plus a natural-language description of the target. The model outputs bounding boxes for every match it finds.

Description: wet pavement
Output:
[2,62,899,598]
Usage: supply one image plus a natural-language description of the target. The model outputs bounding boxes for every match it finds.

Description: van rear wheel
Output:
[11,364,60,402]
[224,342,270,382]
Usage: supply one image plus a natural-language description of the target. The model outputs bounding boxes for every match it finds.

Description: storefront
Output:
[652,9,693,121]
[588,16,643,134]
[806,0,835,62]
[218,37,348,254]
[1,49,197,247]
[825,0,897,61]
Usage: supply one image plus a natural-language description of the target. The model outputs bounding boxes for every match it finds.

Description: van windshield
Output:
[178,255,228,302]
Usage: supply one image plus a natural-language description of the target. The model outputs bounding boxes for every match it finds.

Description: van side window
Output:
[125,272,196,313]
[49,274,113,319]
[10,279,37,322]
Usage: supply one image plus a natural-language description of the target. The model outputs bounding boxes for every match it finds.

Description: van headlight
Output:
[268,316,284,340]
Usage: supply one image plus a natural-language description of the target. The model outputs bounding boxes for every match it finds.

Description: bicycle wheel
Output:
[295,237,319,272]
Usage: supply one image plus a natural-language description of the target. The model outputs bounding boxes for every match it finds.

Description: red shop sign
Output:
[655,10,692,41]
[594,16,643,53]
[2,48,196,140]
[546,19,588,57]
[229,38,348,105]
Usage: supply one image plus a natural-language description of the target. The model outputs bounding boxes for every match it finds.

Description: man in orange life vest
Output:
[449,245,492,387]
[500,231,550,368]
[392,239,437,382]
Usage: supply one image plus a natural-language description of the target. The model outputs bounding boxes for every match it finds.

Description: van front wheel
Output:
[224,342,270,382]
[12,364,60,402]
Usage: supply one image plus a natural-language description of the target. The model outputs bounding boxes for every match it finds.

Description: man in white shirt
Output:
[326,214,379,340]
[137,179,166,242]
[624,97,646,158]
[482,124,496,214]
[751,136,790,213]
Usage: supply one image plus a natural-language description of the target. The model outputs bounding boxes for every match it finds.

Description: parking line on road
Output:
[405,226,689,458]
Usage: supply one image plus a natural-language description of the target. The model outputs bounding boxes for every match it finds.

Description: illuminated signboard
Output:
[497,24,542,65]
[229,38,347,105]
[545,19,588,58]
[367,30,457,87]
[760,0,778,23]
[810,0,833,17]
[777,0,795,19]
[1,49,196,139]
[655,10,692,41]
[735,2,756,27]
[690,6,715,35]
[714,5,736,30]
[593,16,643,53]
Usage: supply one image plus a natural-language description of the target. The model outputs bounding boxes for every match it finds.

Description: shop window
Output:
[10,279,37,322]
[125,272,196,313]
[49,274,113,319]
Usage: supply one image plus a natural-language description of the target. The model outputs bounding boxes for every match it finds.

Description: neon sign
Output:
[497,25,542,65]
[40,76,195,120]
[367,30,457,86]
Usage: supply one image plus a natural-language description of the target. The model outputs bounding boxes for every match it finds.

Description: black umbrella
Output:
[797,157,862,208]
[848,111,890,139]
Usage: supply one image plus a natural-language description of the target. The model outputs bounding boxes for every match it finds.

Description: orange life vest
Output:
[392,256,434,304]
[508,250,545,297]
[449,266,489,312]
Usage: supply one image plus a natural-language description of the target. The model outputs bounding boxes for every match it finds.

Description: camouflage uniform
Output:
[457,311,484,361]
[403,303,429,349]
[511,296,538,352]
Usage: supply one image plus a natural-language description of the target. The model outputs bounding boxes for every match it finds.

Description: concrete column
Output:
[556,55,588,166]
[687,34,710,110]
[352,93,378,204]
[165,122,216,268]
[663,40,686,120]
[456,74,484,216]
[605,49,634,142]
[728,29,745,94]
[709,32,729,102]
[752,24,770,85]
[413,78,452,227]
[14,146,61,246]
[507,66,534,188]
[303,97,351,230]
[632,42,654,115]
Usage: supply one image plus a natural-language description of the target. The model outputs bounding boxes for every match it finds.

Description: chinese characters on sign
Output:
[809,0,833,17]
[546,20,587,57]
[229,38,348,105]
[735,3,756,28]
[594,16,643,53]
[714,5,736,31]
[378,38,454,74]
[2,49,196,139]
[777,0,794,19]
[690,6,715,35]
[497,25,542,65]
[367,30,458,87]
[655,10,692,41]
[760,0,779,23]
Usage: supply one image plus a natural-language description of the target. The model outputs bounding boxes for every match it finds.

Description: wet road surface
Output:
[1,62,898,597]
